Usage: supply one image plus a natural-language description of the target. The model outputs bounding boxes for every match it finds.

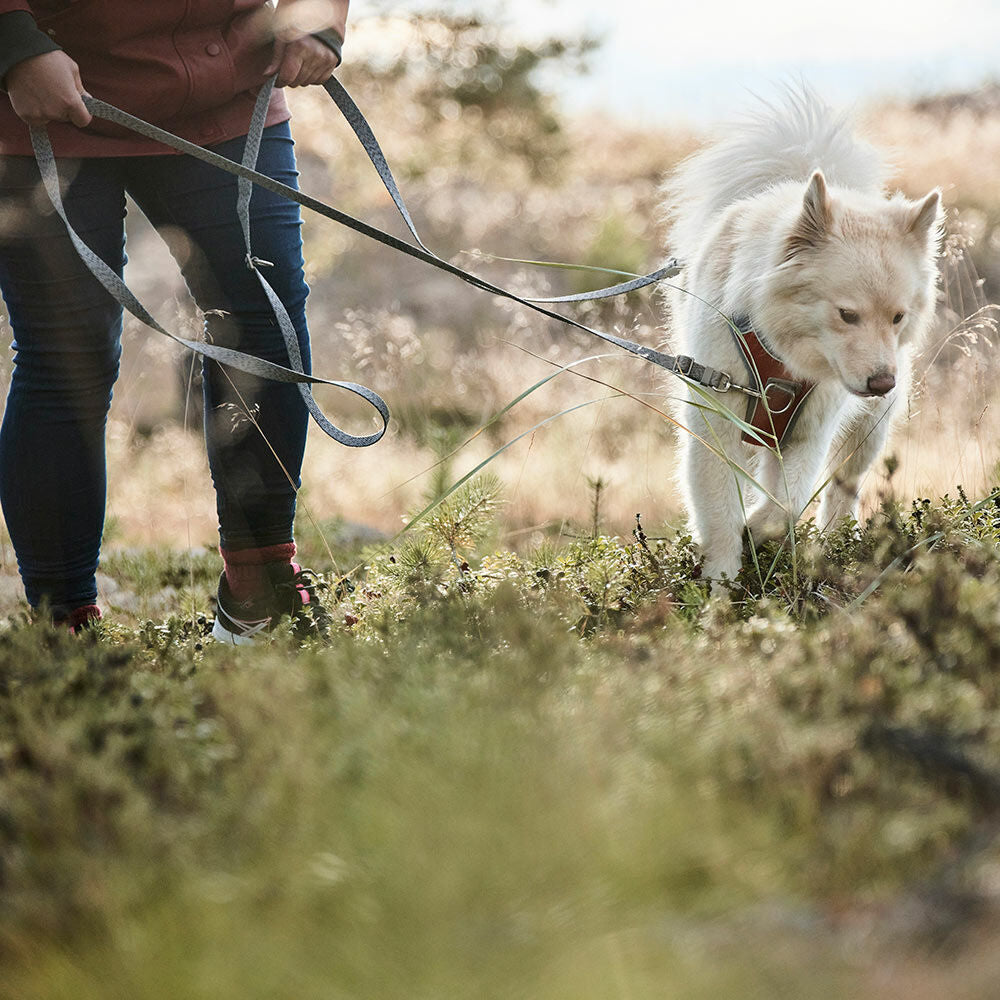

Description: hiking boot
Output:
[211,562,331,645]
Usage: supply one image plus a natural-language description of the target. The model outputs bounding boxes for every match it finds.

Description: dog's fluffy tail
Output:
[663,86,888,260]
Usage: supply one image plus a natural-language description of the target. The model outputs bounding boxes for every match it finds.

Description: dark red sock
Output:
[221,542,296,602]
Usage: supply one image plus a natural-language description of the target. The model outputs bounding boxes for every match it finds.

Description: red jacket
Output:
[0,0,290,156]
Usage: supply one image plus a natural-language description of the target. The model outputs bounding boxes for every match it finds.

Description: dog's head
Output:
[756,170,943,396]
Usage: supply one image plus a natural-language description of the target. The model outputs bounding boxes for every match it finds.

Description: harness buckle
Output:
[710,372,732,393]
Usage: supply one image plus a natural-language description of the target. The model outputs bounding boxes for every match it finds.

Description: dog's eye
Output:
[892,312,905,325]
[838,309,860,325]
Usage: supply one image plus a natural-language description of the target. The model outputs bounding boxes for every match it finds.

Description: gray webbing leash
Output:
[29,75,753,447]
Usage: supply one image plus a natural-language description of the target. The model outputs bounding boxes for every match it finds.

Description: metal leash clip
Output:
[672,355,764,399]
[709,371,733,393]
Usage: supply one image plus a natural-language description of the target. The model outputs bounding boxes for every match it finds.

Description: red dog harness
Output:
[731,319,816,449]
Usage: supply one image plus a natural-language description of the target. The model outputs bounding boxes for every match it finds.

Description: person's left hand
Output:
[265,34,340,87]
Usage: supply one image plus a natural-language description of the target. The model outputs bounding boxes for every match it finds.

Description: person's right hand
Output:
[6,49,91,128]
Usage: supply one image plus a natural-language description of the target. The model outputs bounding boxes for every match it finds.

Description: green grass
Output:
[3,484,1000,999]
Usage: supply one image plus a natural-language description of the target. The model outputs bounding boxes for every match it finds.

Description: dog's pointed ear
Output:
[802,170,832,232]
[784,170,832,262]
[905,189,943,242]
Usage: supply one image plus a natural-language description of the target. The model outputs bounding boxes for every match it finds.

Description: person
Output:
[0,0,347,641]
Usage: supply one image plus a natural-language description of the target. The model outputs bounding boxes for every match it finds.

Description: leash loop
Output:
[29,95,390,448]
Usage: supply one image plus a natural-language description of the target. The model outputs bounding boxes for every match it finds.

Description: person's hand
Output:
[6,49,91,127]
[265,33,340,87]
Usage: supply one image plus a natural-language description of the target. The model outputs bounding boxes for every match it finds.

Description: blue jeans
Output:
[0,122,311,609]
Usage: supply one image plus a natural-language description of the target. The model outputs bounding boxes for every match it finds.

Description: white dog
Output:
[661,88,943,584]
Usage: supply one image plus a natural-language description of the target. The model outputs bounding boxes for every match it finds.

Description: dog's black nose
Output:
[866,372,896,396]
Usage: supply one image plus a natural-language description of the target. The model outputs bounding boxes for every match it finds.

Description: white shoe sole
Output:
[211,617,262,646]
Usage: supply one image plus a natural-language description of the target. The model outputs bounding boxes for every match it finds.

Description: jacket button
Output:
[206,43,221,56]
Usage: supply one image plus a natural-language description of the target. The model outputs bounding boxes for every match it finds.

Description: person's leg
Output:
[126,123,310,558]
[125,124,323,641]
[0,156,126,616]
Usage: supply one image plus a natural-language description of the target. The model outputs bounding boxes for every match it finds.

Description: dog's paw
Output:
[745,514,794,547]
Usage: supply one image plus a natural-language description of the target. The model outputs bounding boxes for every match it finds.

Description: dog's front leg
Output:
[678,419,748,585]
[745,446,797,544]
[818,389,899,529]
[747,382,847,542]
[745,441,827,545]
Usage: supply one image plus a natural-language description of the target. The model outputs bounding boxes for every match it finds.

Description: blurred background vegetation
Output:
[0,1,998,585]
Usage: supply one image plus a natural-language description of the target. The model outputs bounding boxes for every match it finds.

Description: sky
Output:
[381,0,1000,124]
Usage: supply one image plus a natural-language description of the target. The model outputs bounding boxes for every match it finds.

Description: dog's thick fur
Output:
[662,88,943,584]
